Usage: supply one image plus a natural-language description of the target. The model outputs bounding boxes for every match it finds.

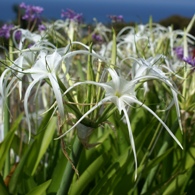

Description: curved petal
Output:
[55,96,111,140]
[48,73,64,119]
[46,50,62,70]
[123,95,183,149]
[62,80,109,96]
[24,78,42,141]
[123,108,137,180]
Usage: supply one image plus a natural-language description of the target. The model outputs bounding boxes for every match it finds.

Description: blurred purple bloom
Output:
[92,33,103,42]
[108,15,124,23]
[173,46,184,60]
[14,30,22,41]
[0,24,14,39]
[174,46,195,68]
[20,2,44,21]
[61,9,83,23]
[183,56,195,67]
[38,24,46,32]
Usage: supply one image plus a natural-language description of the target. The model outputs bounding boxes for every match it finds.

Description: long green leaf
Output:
[31,117,56,175]
[69,153,108,195]
[0,114,23,172]
[26,179,51,195]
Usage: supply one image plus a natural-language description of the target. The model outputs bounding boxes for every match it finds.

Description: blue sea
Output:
[0,0,195,24]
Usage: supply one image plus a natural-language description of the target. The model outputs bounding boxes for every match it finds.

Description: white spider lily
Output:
[23,50,64,140]
[131,55,183,132]
[55,68,183,180]
[12,28,51,51]
[0,50,37,105]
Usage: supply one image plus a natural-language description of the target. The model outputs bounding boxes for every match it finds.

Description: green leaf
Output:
[89,147,130,195]
[69,153,108,195]
[30,117,57,175]
[9,141,34,193]
[0,114,23,172]
[139,147,174,176]
[47,154,67,194]
[9,114,56,193]
[162,170,192,195]
[185,146,195,170]
[26,179,51,195]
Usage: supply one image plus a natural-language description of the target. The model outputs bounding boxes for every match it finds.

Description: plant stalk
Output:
[57,136,83,195]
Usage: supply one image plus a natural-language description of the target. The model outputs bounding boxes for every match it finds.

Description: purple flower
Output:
[173,46,184,60]
[38,24,46,32]
[20,2,44,21]
[14,30,22,41]
[92,33,103,42]
[183,56,195,67]
[0,24,14,39]
[108,15,124,23]
[61,9,83,23]
[174,46,195,68]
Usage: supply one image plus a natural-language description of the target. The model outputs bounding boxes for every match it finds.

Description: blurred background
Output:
[1,0,195,24]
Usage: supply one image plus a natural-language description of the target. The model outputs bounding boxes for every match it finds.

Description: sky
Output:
[0,0,195,24]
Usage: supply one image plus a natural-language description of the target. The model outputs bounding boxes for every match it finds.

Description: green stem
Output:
[3,98,10,178]
[3,38,13,178]
[57,136,83,195]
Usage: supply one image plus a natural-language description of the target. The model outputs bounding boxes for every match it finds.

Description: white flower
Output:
[131,55,183,132]
[0,50,38,105]
[55,68,183,180]
[23,50,64,140]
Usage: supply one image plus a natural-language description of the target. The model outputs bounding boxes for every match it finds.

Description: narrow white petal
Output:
[24,79,40,141]
[124,95,183,149]
[54,96,111,140]
[123,108,138,180]
[48,73,64,119]
[63,80,108,96]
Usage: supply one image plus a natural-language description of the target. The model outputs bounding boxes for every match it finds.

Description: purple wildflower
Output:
[14,30,22,42]
[108,15,124,23]
[174,46,195,68]
[92,33,103,42]
[61,9,83,23]
[20,2,44,21]
[183,56,195,67]
[38,24,46,32]
[173,46,184,60]
[0,24,14,39]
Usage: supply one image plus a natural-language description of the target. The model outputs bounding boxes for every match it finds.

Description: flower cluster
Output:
[0,24,14,39]
[20,2,44,21]
[61,9,83,23]
[1,2,191,182]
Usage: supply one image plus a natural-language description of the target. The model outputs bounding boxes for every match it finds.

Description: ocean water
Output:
[0,1,195,24]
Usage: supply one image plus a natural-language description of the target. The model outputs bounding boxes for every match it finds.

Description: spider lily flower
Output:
[55,68,183,179]
[12,28,50,50]
[23,50,64,140]
[0,49,38,106]
[130,55,183,133]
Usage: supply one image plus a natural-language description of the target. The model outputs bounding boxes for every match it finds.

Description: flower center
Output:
[115,91,121,97]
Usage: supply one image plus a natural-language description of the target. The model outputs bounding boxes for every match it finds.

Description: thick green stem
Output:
[57,136,83,195]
